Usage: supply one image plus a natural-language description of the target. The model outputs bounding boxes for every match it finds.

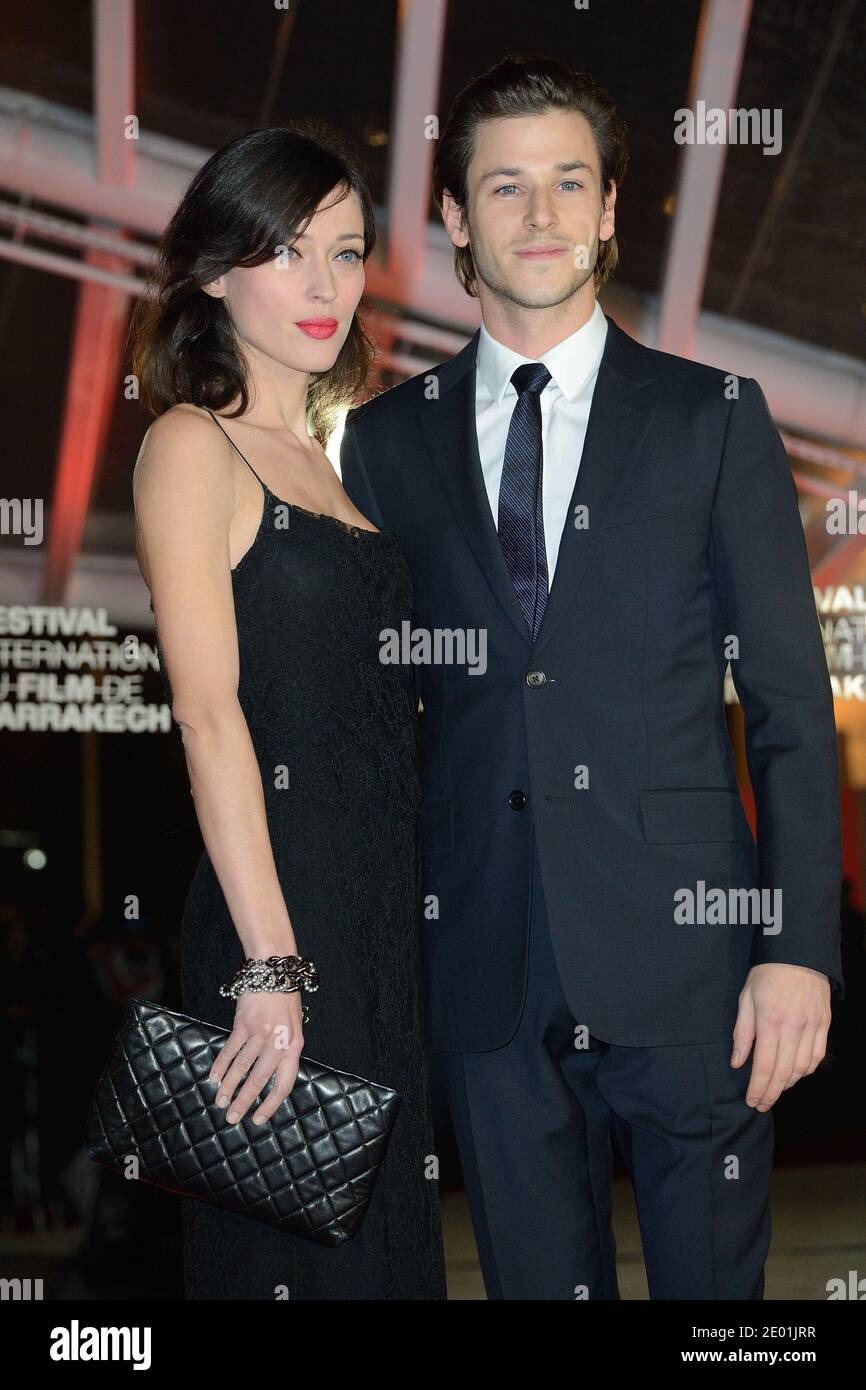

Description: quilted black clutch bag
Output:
[86,998,401,1247]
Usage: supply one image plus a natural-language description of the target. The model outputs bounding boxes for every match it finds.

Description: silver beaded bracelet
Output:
[219,954,320,1023]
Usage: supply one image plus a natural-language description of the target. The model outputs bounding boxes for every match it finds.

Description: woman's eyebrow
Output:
[289,230,365,241]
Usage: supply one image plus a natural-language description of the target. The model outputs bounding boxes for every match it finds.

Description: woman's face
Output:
[206,184,366,376]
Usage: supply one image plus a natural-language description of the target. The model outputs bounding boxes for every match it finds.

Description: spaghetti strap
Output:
[205,407,268,490]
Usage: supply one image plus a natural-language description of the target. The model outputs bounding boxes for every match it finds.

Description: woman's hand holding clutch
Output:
[208,989,304,1125]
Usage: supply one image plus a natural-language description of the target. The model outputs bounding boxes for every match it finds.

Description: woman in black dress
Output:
[130,124,446,1299]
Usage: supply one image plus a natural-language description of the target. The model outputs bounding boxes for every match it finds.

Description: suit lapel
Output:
[415,315,661,651]
[416,331,531,641]
[531,320,661,661]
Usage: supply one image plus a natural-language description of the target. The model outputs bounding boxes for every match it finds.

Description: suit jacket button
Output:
[526,670,546,687]
[508,790,527,810]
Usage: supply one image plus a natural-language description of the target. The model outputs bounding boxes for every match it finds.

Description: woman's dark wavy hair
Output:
[129,122,376,444]
[433,54,628,295]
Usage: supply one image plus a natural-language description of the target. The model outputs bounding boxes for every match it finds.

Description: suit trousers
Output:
[437,832,774,1299]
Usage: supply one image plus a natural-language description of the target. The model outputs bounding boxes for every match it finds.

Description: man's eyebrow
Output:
[478,160,594,183]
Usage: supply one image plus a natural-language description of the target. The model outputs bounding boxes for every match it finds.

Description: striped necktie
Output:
[497,361,552,641]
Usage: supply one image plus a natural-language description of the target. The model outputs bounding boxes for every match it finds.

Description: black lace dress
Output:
[152,422,447,1300]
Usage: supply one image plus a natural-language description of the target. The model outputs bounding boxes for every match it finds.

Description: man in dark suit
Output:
[340,55,842,1300]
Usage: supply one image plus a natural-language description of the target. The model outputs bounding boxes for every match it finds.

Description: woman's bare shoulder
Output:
[133,403,234,506]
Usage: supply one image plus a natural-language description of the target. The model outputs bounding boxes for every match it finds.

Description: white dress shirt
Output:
[475,298,608,581]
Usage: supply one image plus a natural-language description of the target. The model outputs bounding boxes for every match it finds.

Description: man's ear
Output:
[441,190,470,249]
[599,181,617,244]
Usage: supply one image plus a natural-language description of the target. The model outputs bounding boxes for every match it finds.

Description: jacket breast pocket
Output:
[639,787,755,845]
[419,796,454,855]
[603,493,702,530]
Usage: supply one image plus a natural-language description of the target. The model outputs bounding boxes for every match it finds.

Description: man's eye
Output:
[494,184,520,196]
[560,181,584,191]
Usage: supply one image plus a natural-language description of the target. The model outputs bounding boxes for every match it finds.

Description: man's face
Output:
[443,109,616,311]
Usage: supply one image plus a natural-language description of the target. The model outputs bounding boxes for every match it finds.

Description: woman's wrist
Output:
[243,936,300,959]
[237,920,299,958]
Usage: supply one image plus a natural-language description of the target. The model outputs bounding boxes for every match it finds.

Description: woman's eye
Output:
[336,249,361,262]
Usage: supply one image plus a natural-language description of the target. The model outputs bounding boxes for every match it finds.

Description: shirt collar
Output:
[476,298,608,404]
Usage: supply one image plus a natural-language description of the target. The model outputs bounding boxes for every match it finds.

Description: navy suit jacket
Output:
[340,314,843,1051]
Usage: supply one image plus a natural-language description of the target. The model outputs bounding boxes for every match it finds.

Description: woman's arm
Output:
[134,406,296,958]
[133,405,303,1124]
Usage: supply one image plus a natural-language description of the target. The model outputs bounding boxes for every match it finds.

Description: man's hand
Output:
[730,963,831,1111]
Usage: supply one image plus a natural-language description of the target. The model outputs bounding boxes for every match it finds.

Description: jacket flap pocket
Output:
[603,492,697,530]
[639,787,753,844]
[420,797,454,854]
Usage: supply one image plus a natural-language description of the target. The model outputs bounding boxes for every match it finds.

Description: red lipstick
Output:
[296,318,338,339]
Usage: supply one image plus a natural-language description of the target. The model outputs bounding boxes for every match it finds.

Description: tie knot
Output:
[511,362,551,397]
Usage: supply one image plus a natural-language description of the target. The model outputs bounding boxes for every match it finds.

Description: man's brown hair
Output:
[433,54,628,296]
